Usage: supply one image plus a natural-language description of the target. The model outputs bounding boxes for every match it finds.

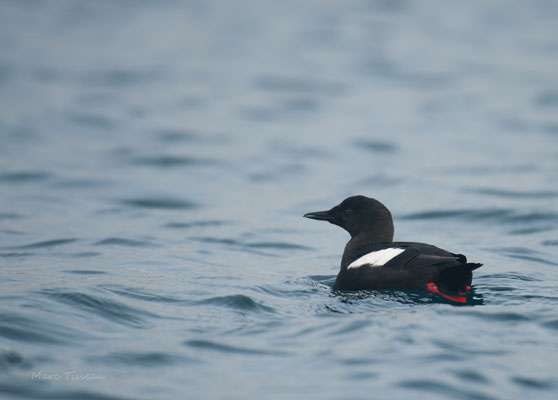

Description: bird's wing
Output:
[345,242,465,271]
[383,242,466,271]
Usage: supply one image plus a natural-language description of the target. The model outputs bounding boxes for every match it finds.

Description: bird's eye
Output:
[344,209,352,215]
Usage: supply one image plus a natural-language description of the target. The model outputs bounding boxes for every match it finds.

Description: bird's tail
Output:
[437,262,483,292]
[466,262,483,271]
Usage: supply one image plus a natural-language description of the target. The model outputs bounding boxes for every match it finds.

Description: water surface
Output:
[1,1,558,399]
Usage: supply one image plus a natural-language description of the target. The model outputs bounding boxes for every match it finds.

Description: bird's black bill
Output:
[303,210,334,221]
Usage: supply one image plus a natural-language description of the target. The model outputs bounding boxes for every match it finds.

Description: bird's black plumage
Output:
[304,195,482,292]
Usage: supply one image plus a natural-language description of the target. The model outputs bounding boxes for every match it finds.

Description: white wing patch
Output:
[347,248,405,269]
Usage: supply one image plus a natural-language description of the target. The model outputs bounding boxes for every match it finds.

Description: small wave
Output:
[0,383,133,400]
[462,310,530,323]
[480,272,540,282]
[281,97,320,112]
[353,139,397,153]
[508,226,555,235]
[85,67,160,87]
[164,220,226,229]
[535,90,558,107]
[63,270,107,275]
[94,237,156,247]
[67,113,116,130]
[489,247,558,266]
[328,319,373,336]
[402,208,558,225]
[0,171,51,182]
[156,128,200,142]
[245,241,312,251]
[401,208,509,221]
[356,174,402,187]
[253,75,345,95]
[512,376,554,390]
[90,351,189,367]
[70,251,102,258]
[307,275,337,287]
[0,312,67,344]
[3,238,77,250]
[120,197,197,210]
[198,294,275,313]
[184,339,285,356]
[542,319,558,330]
[397,379,495,400]
[0,252,33,258]
[131,155,215,168]
[451,369,491,383]
[0,213,22,220]
[473,188,558,199]
[52,178,112,189]
[41,290,156,327]
[511,254,558,266]
[107,287,187,304]
[191,237,239,246]
[0,348,31,369]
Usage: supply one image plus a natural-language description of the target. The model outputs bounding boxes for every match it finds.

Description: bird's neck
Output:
[341,230,394,268]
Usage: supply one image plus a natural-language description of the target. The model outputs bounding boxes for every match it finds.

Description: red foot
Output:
[458,286,472,296]
[427,282,467,303]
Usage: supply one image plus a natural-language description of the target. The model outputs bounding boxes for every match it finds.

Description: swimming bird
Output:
[304,195,482,302]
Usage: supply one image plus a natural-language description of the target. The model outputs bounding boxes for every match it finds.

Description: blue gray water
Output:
[1,0,558,399]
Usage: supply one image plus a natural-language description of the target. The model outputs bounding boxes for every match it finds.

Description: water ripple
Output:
[472,188,558,198]
[156,128,200,143]
[353,139,398,153]
[0,383,133,400]
[489,247,558,266]
[451,369,491,383]
[85,68,160,87]
[480,272,540,282]
[184,339,286,356]
[192,237,239,246]
[0,171,51,182]
[0,312,69,344]
[253,75,345,95]
[198,294,275,313]
[67,113,116,130]
[0,348,31,370]
[245,241,313,250]
[94,237,156,247]
[542,319,558,330]
[397,379,496,400]
[41,290,157,327]
[164,220,226,229]
[90,351,189,367]
[131,155,216,168]
[64,270,107,275]
[402,208,558,225]
[192,237,311,253]
[120,197,197,210]
[107,287,187,304]
[460,311,531,323]
[2,238,78,250]
[511,376,555,390]
[0,252,34,258]
[0,212,22,220]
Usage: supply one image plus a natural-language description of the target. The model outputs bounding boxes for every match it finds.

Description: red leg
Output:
[427,282,467,303]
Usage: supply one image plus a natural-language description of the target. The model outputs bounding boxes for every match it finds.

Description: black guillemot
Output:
[304,195,482,302]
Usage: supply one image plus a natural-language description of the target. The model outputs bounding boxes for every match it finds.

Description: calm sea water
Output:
[1,1,558,399]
